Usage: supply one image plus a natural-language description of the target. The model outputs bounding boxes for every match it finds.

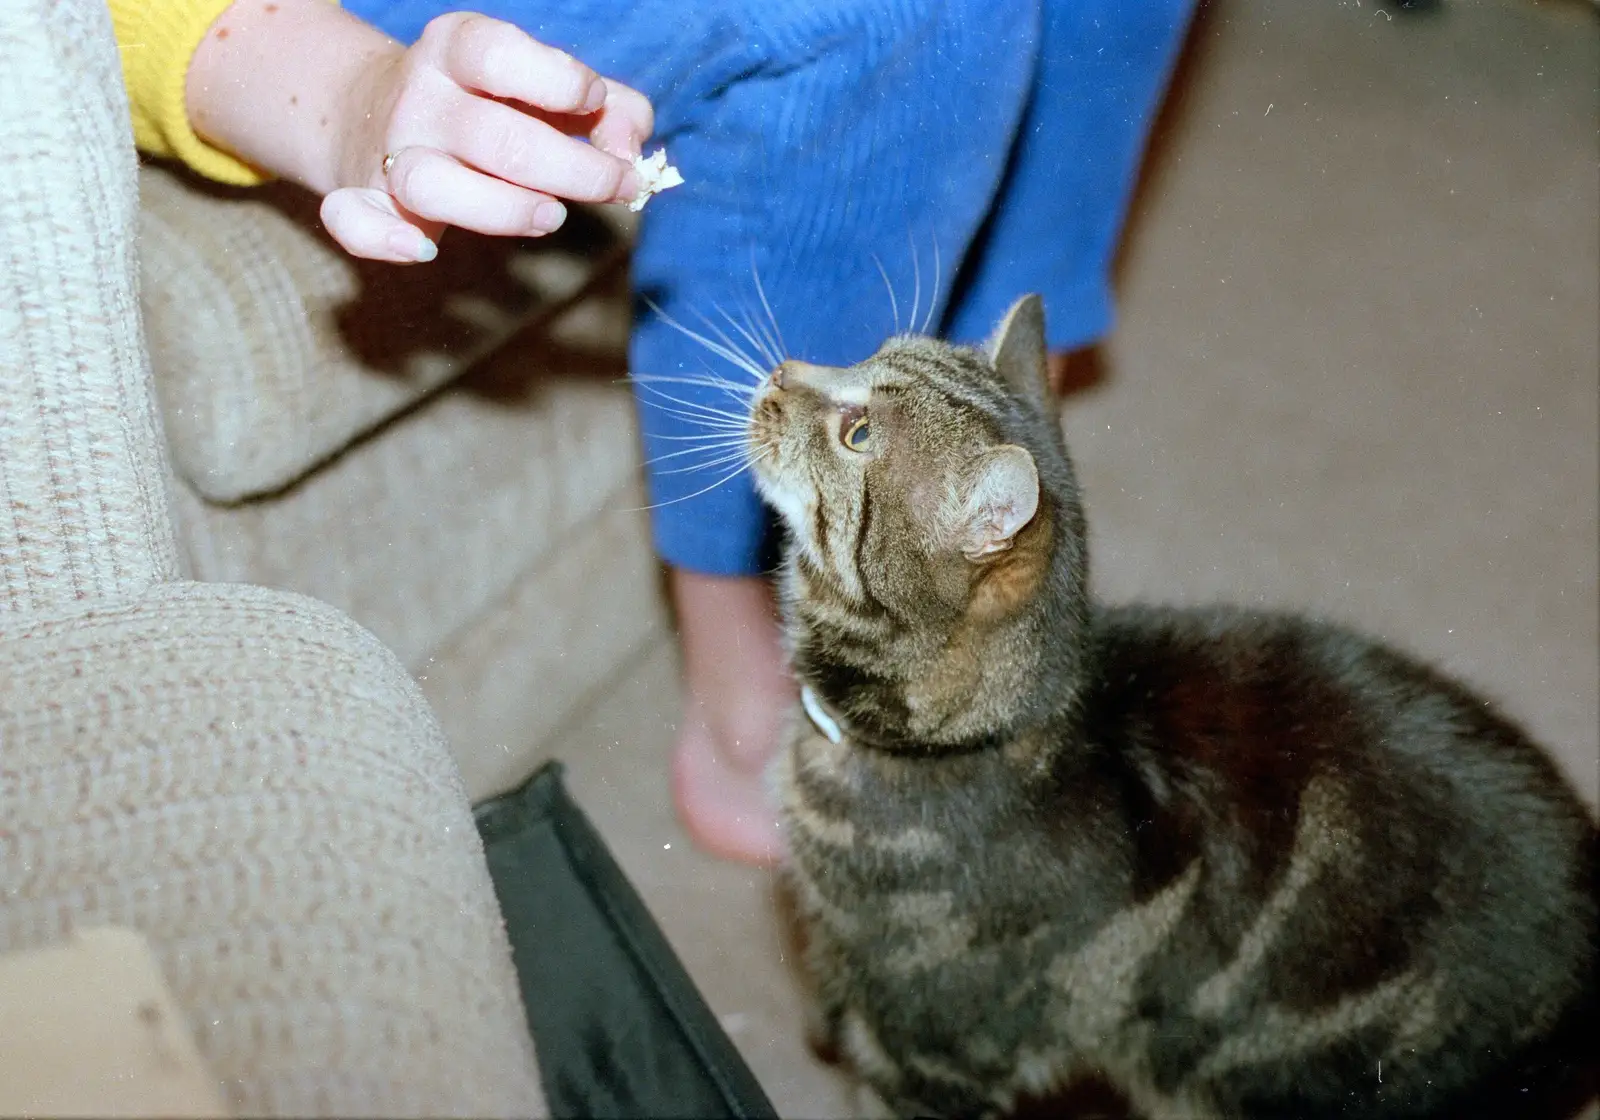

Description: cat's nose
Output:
[772,360,822,390]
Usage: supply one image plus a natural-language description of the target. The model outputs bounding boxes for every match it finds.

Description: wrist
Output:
[320,44,407,195]
[185,0,402,196]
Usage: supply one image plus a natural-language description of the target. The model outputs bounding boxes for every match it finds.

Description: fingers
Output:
[335,12,662,265]
[327,145,576,264]
[588,78,655,161]
[383,145,568,236]
[451,95,640,204]
[424,12,606,115]
[321,187,445,263]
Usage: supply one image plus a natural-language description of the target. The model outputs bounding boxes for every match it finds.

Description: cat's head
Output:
[748,295,1090,749]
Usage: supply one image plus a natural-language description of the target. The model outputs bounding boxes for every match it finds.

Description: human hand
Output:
[320,13,654,261]
[185,2,654,263]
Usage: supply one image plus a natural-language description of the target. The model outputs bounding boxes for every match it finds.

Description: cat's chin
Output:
[751,471,814,547]
[748,476,812,547]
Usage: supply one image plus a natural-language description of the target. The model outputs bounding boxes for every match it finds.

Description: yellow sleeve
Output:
[108,1,337,187]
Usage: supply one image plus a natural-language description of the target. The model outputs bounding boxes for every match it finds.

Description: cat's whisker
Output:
[921,235,942,337]
[741,294,786,373]
[632,382,751,426]
[633,400,749,433]
[639,412,747,435]
[907,232,923,343]
[742,295,785,371]
[714,302,782,372]
[650,430,752,442]
[657,446,756,475]
[643,424,750,445]
[736,300,784,368]
[646,448,752,470]
[634,395,747,426]
[625,449,770,513]
[627,373,757,398]
[691,358,766,408]
[749,252,790,364]
[688,305,771,385]
[871,254,901,336]
[641,297,770,383]
[644,440,751,469]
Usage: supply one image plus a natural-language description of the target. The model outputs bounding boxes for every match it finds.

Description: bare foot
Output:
[668,567,794,866]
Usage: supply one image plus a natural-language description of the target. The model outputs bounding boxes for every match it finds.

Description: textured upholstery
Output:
[171,344,642,669]
[0,0,180,611]
[0,584,543,1116]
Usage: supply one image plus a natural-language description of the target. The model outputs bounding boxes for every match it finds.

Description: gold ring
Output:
[381,152,397,178]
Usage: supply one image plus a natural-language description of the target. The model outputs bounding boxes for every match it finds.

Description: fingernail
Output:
[534,201,567,232]
[582,78,607,113]
[389,229,437,262]
[617,169,642,204]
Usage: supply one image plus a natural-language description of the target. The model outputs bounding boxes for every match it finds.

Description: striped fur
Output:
[749,296,1597,1119]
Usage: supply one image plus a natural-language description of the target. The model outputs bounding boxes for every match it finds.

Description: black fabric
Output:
[476,761,779,1120]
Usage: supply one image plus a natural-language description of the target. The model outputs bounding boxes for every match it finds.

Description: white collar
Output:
[800,684,843,744]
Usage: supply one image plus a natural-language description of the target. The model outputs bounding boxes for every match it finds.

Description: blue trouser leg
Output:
[942,0,1197,350]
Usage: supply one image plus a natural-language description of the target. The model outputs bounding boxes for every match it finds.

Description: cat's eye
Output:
[841,410,872,452]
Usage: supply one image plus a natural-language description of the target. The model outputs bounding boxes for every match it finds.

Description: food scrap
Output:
[628,148,685,212]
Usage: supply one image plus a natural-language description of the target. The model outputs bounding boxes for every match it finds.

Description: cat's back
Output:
[1078,602,1595,1105]
[1083,601,1590,839]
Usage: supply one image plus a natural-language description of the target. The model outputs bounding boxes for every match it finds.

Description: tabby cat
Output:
[746,296,1598,1119]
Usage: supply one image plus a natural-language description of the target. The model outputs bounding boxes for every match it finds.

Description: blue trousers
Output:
[346,0,1194,576]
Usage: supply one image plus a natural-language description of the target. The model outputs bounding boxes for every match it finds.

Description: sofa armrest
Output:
[0,0,181,612]
[0,582,546,1118]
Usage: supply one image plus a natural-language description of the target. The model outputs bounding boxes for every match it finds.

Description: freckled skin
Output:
[751,296,1598,1120]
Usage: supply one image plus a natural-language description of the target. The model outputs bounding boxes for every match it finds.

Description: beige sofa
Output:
[1,0,667,1113]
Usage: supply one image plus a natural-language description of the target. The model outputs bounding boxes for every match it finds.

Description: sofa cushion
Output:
[0,582,545,1118]
[420,499,667,803]
[170,303,642,671]
[137,165,626,504]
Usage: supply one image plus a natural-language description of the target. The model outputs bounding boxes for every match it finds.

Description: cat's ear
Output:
[954,445,1039,561]
[985,294,1050,410]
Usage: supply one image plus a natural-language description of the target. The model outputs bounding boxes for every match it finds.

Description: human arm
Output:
[113,0,653,261]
